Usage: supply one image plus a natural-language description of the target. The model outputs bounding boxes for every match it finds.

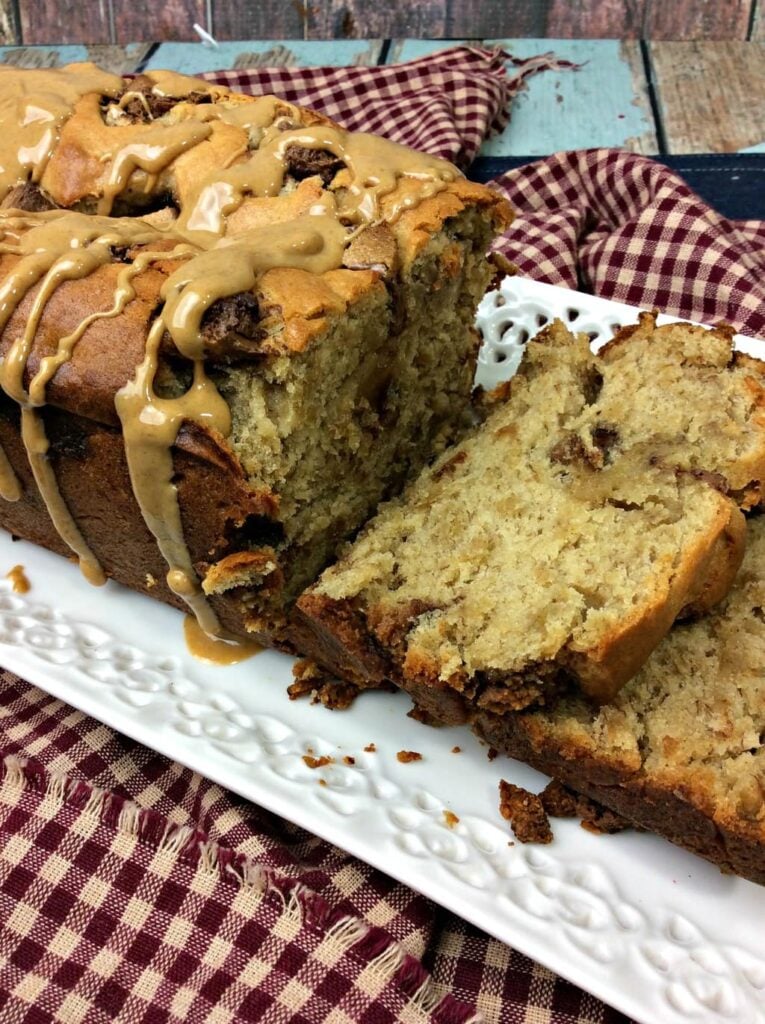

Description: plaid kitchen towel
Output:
[490,148,765,338]
[201,47,578,168]
[0,675,628,1024]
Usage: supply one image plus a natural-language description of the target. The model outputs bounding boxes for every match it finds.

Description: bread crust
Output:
[473,709,765,885]
[0,398,287,642]
[564,495,746,701]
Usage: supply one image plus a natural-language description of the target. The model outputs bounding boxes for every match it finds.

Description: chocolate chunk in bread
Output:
[112,75,213,124]
[284,145,345,187]
[2,182,58,212]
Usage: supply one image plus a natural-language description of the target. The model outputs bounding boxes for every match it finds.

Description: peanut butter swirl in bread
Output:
[0,64,511,644]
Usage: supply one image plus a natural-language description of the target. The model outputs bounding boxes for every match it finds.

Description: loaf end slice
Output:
[475,514,765,885]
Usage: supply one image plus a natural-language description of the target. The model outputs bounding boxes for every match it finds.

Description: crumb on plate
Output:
[303,754,334,770]
[498,780,553,844]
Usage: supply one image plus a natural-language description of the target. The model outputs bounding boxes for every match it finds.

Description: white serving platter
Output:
[0,276,763,1024]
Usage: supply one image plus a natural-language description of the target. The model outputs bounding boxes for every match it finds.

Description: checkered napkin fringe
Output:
[491,148,765,338]
[0,752,479,1024]
[0,675,630,1024]
[201,47,577,168]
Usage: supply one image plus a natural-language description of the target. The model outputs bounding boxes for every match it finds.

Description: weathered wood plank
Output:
[751,0,764,39]
[544,0,646,38]
[649,41,765,152]
[0,43,150,72]
[113,0,205,44]
[145,39,382,72]
[389,40,658,156]
[645,0,752,40]
[444,0,546,37]
[213,0,304,40]
[305,0,446,38]
[0,2,19,46]
[19,0,112,45]
[8,0,763,45]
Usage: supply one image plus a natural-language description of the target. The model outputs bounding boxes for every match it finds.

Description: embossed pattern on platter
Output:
[0,576,763,1023]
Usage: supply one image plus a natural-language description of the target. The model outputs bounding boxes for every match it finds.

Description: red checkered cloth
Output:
[490,148,765,338]
[0,675,628,1024]
[200,47,577,168]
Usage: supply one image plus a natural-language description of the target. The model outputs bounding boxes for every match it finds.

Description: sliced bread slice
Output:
[294,319,748,715]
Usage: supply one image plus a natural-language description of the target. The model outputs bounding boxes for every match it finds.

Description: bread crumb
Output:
[540,779,579,817]
[498,780,553,844]
[318,779,327,787]
[541,779,630,834]
[288,659,360,709]
[342,755,355,766]
[443,810,459,828]
[364,743,376,753]
[303,754,334,769]
[397,750,422,763]
[145,573,157,588]
[451,746,461,754]
[487,747,498,762]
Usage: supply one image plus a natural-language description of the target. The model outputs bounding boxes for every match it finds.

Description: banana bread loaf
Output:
[0,64,511,645]
[475,513,765,885]
[294,318,755,713]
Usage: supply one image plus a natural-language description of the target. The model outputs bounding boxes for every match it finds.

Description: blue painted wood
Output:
[0,43,150,71]
[144,39,383,72]
[389,39,657,156]
[387,39,473,62]
[485,39,656,155]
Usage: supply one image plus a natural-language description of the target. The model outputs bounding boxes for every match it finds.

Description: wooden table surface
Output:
[0,38,763,156]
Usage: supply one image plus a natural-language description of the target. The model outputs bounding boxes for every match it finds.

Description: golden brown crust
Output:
[0,253,168,427]
[564,496,746,702]
[475,709,765,885]
[0,399,279,639]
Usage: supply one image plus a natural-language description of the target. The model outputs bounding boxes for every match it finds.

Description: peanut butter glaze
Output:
[183,613,262,665]
[178,125,458,239]
[0,64,468,641]
[0,212,174,584]
[0,64,122,200]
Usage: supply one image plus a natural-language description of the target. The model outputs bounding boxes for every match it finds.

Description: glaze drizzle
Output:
[0,64,463,639]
